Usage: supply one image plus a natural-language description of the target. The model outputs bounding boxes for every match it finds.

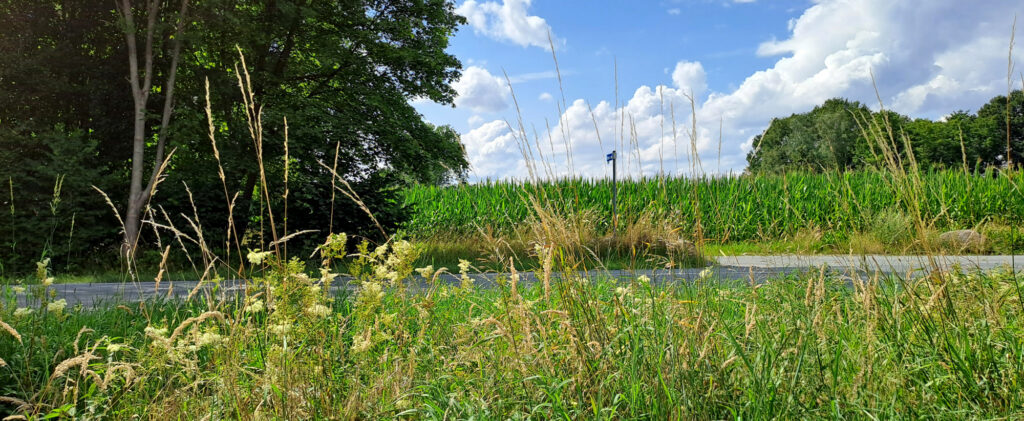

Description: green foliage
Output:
[0,0,471,269]
[401,170,1024,244]
[868,208,914,247]
[747,98,871,173]
[748,92,1024,173]
[976,89,1024,166]
[0,126,117,274]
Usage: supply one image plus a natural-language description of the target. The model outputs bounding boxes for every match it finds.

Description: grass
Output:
[2,250,1023,418]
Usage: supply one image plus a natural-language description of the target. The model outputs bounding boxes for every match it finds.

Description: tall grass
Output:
[2,256,1023,418]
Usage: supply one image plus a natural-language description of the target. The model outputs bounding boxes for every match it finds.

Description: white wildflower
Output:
[306,304,331,318]
[197,331,224,347]
[42,277,54,286]
[12,286,25,294]
[416,265,435,279]
[637,275,651,285]
[700,267,714,280]
[145,326,169,338]
[372,243,389,258]
[270,324,292,336]
[351,331,373,353]
[245,299,265,313]
[358,282,384,306]
[13,307,33,318]
[36,258,50,279]
[458,259,472,274]
[247,249,273,265]
[107,344,125,353]
[319,268,337,284]
[46,298,67,314]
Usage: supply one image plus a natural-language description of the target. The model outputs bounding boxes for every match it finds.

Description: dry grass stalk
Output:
[49,353,101,384]
[234,46,280,254]
[317,160,387,237]
[0,320,21,344]
[72,327,95,355]
[204,77,244,269]
[170,311,225,342]
[154,245,171,293]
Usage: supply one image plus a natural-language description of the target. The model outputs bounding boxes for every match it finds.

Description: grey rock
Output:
[939,229,986,251]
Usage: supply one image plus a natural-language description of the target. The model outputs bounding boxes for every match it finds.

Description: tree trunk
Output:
[233,170,260,248]
[117,0,190,259]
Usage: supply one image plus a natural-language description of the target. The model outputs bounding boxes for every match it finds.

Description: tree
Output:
[0,0,470,268]
[164,0,470,247]
[976,89,1024,168]
[0,1,131,270]
[114,0,191,257]
[746,98,871,173]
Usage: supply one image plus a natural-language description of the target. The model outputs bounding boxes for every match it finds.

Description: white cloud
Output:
[671,61,708,99]
[456,0,561,50]
[453,66,510,113]
[667,8,681,15]
[508,70,566,83]
[459,0,1024,180]
[538,92,553,101]
[468,115,486,127]
[461,120,529,178]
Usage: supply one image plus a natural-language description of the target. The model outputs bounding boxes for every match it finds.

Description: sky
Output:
[413,0,1024,181]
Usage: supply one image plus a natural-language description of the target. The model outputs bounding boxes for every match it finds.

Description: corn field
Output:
[402,170,1024,242]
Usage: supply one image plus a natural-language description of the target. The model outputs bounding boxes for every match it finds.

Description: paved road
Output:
[717,254,1024,274]
[4,255,1022,308]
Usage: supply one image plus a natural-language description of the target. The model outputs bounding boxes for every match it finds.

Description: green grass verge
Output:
[2,264,1023,418]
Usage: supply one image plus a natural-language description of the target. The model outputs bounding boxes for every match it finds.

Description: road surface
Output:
[4,254,1021,308]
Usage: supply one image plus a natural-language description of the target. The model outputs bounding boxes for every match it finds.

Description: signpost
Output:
[607,150,617,236]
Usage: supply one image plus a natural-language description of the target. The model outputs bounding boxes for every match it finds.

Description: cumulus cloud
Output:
[453,66,510,113]
[456,0,560,50]
[459,0,1024,180]
[671,61,708,99]
[538,92,553,101]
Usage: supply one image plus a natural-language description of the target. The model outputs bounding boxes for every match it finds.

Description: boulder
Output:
[938,229,986,251]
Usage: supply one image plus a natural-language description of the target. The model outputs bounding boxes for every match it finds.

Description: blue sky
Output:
[414,0,1024,180]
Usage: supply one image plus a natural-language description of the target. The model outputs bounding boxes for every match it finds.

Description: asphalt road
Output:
[5,254,1022,308]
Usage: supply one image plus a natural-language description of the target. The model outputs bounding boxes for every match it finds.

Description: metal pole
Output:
[611,150,617,236]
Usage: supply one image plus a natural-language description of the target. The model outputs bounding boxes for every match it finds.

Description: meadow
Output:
[2,239,1024,419]
[2,30,1024,420]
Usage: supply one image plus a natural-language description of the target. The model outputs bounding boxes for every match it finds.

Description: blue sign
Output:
[606,152,615,163]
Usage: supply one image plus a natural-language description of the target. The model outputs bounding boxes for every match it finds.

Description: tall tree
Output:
[166,0,469,246]
[746,98,871,173]
[114,0,191,257]
[976,90,1024,168]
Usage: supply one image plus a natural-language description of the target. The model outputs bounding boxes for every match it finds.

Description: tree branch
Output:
[145,0,190,195]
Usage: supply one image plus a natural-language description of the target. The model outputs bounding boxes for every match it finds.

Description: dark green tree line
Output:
[746,91,1024,173]
[0,0,469,273]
